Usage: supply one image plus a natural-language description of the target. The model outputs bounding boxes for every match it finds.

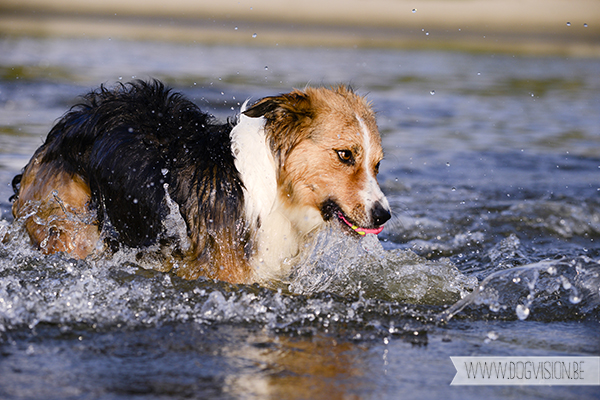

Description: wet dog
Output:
[11,80,391,283]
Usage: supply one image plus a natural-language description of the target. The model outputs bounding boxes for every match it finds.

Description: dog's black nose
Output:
[371,201,391,226]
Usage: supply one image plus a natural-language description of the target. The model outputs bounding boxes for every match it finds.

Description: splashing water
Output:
[0,217,477,334]
[2,203,599,338]
[286,226,477,305]
[439,257,600,322]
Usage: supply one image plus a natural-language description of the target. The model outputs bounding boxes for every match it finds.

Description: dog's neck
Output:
[230,105,322,281]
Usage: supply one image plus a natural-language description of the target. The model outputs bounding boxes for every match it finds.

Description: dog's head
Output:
[244,86,391,236]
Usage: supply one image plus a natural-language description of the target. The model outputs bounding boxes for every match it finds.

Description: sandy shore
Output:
[1,0,599,56]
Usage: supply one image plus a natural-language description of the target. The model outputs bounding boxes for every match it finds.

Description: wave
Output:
[0,219,598,338]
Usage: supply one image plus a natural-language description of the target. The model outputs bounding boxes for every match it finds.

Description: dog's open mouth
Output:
[337,212,384,236]
[320,199,385,236]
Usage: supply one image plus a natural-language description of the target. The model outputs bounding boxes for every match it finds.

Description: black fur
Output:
[13,80,250,257]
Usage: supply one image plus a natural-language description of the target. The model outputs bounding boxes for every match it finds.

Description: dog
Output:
[11,80,391,283]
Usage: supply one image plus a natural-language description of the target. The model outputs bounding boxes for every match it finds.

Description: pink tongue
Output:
[338,213,384,236]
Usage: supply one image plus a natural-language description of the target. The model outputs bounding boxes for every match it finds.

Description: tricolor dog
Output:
[11,80,391,283]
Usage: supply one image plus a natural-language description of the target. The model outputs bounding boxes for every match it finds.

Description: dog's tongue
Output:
[338,213,384,236]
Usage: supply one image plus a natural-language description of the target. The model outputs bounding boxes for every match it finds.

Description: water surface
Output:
[0,37,599,399]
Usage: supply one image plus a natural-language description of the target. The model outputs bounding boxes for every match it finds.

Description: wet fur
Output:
[11,80,390,283]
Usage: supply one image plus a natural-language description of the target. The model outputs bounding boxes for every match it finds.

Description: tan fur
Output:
[178,228,252,283]
[12,153,100,259]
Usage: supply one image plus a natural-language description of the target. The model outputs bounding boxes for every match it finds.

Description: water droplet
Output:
[430,90,435,95]
[446,162,450,167]
[425,32,429,36]
[566,22,571,26]
[252,33,257,38]
[412,8,417,13]
[234,26,238,30]
[451,187,456,191]
[569,293,581,304]
[516,304,530,320]
[486,331,499,340]
[583,23,588,28]
[512,276,521,283]
[264,66,268,70]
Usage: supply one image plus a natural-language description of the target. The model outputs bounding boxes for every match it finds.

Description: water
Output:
[0,36,599,399]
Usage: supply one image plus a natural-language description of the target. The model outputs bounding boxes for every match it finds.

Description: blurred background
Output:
[1,0,598,56]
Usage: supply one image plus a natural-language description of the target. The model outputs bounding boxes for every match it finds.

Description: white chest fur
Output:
[230,105,315,281]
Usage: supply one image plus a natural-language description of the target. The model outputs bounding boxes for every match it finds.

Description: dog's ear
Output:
[243,97,280,118]
[243,90,314,167]
[243,91,313,121]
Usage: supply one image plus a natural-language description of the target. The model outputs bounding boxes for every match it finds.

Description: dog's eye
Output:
[337,150,354,165]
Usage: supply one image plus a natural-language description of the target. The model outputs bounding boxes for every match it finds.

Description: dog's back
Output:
[12,80,253,282]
